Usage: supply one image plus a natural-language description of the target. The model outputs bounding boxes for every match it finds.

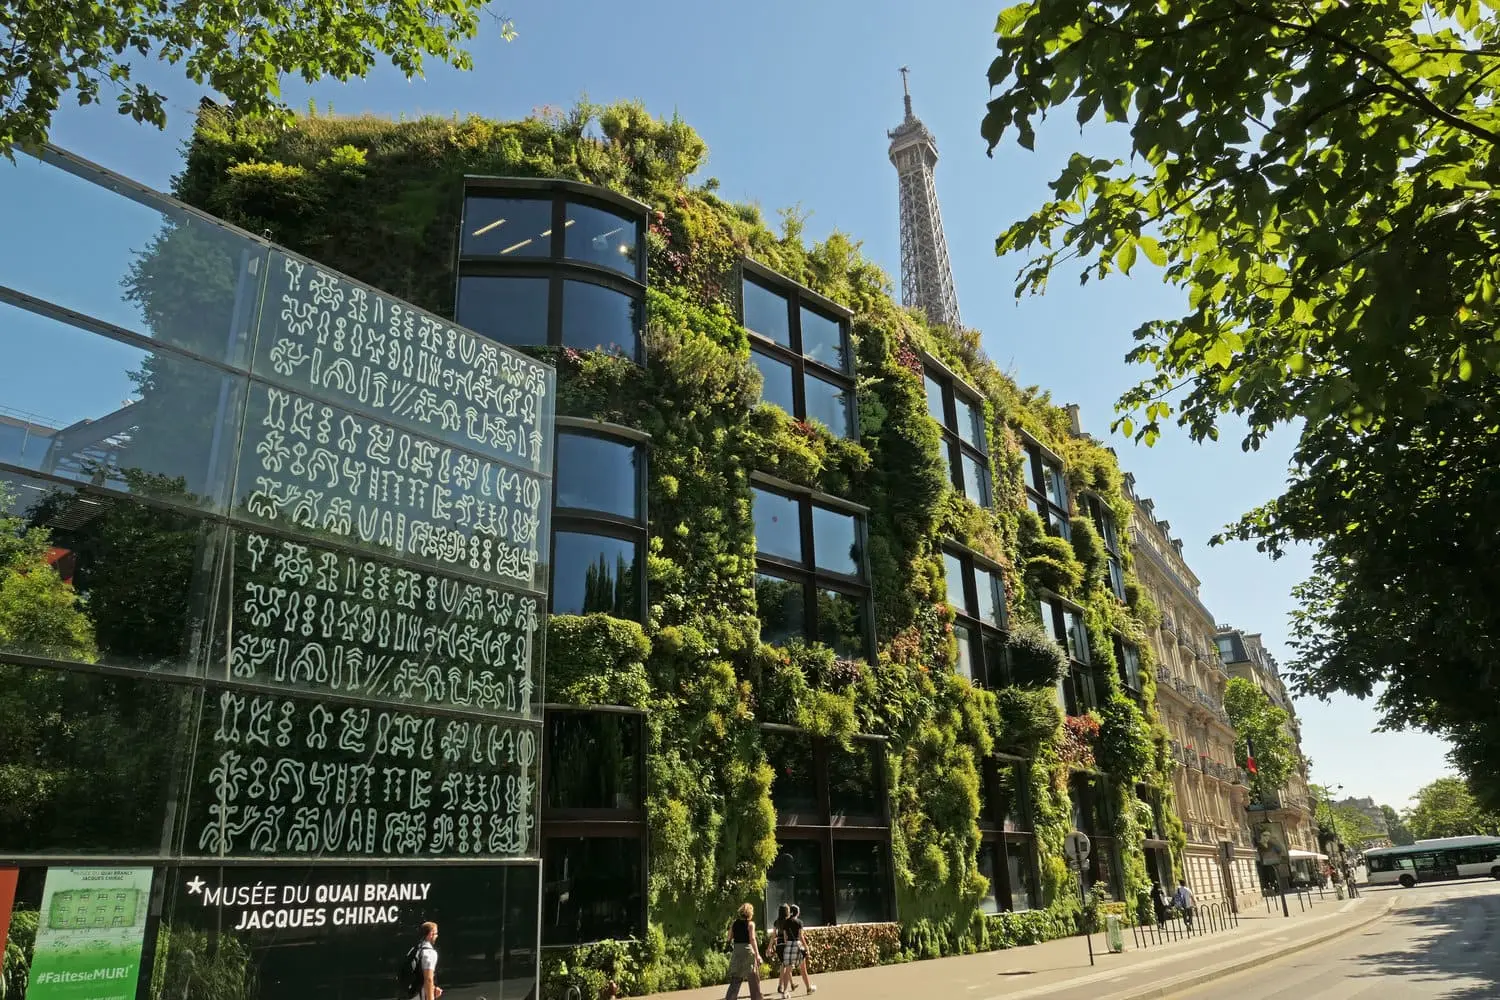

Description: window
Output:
[542,709,647,946]
[977,758,1037,912]
[923,364,992,507]
[764,729,892,926]
[753,485,871,660]
[1084,495,1127,601]
[1070,776,1122,898]
[1039,596,1096,715]
[943,547,1009,687]
[555,431,642,520]
[1115,639,1144,695]
[741,264,856,440]
[458,180,647,362]
[551,530,641,619]
[1024,440,1071,538]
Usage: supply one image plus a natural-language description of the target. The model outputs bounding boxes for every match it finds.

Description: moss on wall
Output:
[173,100,1177,993]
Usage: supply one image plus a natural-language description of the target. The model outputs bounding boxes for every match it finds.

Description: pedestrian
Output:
[404,921,442,1000]
[725,903,765,1000]
[1172,879,1196,931]
[1150,880,1169,925]
[771,904,795,998]
[786,905,816,994]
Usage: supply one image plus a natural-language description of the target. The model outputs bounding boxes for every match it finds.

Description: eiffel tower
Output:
[888,68,962,331]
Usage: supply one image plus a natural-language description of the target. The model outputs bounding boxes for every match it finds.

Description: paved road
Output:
[1170,879,1500,998]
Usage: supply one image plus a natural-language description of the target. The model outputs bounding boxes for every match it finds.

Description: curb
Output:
[1108,894,1400,1000]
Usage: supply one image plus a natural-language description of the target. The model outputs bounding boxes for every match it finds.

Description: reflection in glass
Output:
[462,196,554,257]
[1,471,218,672]
[545,711,642,811]
[978,844,1001,914]
[743,279,791,346]
[954,623,975,681]
[756,573,806,647]
[0,304,242,511]
[763,731,818,816]
[1120,644,1142,691]
[0,663,189,854]
[956,395,985,449]
[457,275,550,347]
[750,348,796,414]
[561,280,640,359]
[543,838,645,944]
[1044,462,1069,510]
[1108,557,1127,601]
[1064,609,1090,663]
[1,150,263,364]
[817,589,868,661]
[556,432,640,519]
[944,552,967,613]
[159,863,540,999]
[829,741,881,817]
[962,453,991,507]
[752,488,803,563]
[938,443,954,490]
[833,840,891,923]
[1007,843,1035,910]
[767,840,824,928]
[811,505,860,577]
[552,531,639,619]
[803,372,852,439]
[924,373,947,426]
[998,764,1029,833]
[982,633,1008,687]
[800,307,846,371]
[565,202,640,276]
[978,568,1004,627]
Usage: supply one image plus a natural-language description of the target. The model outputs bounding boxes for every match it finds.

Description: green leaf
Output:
[1118,239,1137,275]
[1137,236,1166,266]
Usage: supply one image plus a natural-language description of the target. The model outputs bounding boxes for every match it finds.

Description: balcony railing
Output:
[1162,613,1177,635]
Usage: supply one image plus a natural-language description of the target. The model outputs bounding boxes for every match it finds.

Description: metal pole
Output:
[1078,871,1095,966]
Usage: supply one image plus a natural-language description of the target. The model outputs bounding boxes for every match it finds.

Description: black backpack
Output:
[401,943,424,997]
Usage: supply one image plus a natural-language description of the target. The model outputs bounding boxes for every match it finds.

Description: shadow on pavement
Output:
[1347,886,1500,999]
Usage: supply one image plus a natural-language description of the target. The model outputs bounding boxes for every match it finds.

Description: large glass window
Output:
[764,730,820,816]
[1025,441,1071,539]
[543,838,645,944]
[833,840,892,923]
[551,530,640,619]
[0,301,243,511]
[462,195,554,257]
[828,740,882,818]
[545,711,643,813]
[944,547,1009,687]
[455,274,551,347]
[555,431,641,519]
[979,759,1036,912]
[1116,639,1143,695]
[1039,597,1095,714]
[740,265,855,440]
[565,201,641,276]
[1085,495,1127,601]
[923,364,991,508]
[561,279,639,359]
[767,840,825,927]
[753,486,871,660]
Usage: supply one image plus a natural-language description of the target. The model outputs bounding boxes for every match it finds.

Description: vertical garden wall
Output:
[170,101,1182,994]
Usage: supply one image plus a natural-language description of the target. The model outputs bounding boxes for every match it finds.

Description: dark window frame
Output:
[763,726,894,927]
[1114,636,1144,697]
[1023,437,1072,540]
[541,704,649,947]
[456,178,649,363]
[752,476,875,662]
[739,260,857,440]
[1083,494,1127,602]
[1039,593,1096,715]
[549,419,649,624]
[977,755,1039,912]
[922,359,992,508]
[1069,774,1124,898]
[944,545,1009,688]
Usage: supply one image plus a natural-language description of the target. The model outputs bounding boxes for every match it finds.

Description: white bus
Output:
[1364,835,1500,887]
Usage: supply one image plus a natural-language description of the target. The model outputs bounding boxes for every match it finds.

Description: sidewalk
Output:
[644,888,1399,1000]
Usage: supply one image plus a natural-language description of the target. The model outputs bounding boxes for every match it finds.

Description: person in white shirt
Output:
[412,922,442,1000]
[1171,880,1196,930]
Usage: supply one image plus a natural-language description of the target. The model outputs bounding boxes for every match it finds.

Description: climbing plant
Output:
[169,99,1174,993]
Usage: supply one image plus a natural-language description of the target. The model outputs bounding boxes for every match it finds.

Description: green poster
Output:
[27,868,154,1000]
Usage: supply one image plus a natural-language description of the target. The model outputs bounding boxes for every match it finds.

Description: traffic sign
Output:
[1065,830,1091,867]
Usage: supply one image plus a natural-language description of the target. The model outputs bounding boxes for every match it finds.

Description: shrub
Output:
[803,923,903,973]
[1007,619,1068,689]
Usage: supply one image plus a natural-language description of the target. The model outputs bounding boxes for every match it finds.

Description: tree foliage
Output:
[0,0,515,153]
[1380,803,1416,846]
[1404,776,1500,840]
[1223,678,1295,800]
[984,0,1500,806]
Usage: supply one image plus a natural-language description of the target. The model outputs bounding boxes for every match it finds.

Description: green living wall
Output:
[169,100,1179,994]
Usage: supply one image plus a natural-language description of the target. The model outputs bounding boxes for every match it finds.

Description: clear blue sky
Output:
[29,0,1452,810]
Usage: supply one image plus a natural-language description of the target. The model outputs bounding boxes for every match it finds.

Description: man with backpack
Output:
[405,922,442,1000]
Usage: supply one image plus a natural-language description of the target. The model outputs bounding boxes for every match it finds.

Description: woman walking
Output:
[771,904,795,999]
[724,903,766,1000]
[786,905,815,994]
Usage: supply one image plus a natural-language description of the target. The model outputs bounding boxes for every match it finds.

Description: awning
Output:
[1288,849,1329,860]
